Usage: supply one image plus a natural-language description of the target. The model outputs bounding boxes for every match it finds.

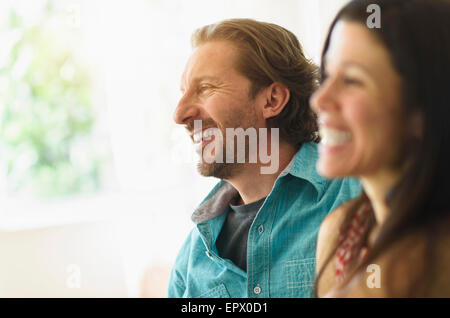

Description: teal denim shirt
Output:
[168,142,361,298]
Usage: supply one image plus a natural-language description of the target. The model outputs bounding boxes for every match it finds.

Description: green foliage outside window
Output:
[0,5,104,198]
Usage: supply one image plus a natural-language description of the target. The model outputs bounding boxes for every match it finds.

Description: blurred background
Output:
[0,0,349,297]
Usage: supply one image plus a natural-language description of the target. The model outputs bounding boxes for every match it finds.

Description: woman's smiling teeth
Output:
[319,127,352,146]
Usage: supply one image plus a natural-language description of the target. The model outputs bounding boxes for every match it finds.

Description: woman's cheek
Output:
[342,96,376,136]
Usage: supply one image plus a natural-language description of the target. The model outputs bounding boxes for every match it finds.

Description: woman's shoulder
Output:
[316,198,360,270]
[385,217,450,296]
[380,217,450,266]
[315,197,362,296]
[336,216,450,297]
[318,197,360,247]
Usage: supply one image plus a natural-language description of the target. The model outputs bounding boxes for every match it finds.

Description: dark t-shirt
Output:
[215,196,266,272]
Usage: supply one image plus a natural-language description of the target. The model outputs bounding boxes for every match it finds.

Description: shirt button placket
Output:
[253,221,265,296]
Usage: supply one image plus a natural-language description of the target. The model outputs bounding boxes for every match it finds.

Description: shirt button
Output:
[253,285,261,295]
[258,225,264,234]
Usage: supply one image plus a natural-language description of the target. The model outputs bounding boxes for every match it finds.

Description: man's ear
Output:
[261,82,290,120]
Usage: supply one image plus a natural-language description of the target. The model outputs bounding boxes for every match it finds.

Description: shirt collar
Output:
[280,142,328,197]
[192,181,237,224]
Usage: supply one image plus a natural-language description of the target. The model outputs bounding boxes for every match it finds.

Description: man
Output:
[169,18,361,298]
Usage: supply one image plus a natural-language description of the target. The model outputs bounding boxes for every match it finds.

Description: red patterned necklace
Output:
[335,200,372,283]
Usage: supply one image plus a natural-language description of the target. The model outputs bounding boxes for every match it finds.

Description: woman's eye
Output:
[343,76,362,86]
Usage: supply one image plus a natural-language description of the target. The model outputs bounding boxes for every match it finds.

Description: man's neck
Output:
[225,141,299,205]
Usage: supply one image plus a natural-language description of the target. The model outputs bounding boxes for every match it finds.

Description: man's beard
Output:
[197,159,239,179]
[196,106,257,179]
[196,133,246,179]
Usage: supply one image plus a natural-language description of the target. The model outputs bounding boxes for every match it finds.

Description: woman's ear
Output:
[261,82,290,120]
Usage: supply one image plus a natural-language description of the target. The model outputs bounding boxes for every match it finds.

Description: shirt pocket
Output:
[196,283,230,298]
[285,258,316,298]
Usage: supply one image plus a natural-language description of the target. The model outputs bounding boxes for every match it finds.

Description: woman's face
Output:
[310,21,404,179]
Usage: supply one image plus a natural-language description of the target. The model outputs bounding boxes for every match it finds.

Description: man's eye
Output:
[198,85,213,94]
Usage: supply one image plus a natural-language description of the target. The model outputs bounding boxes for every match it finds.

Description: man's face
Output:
[174,40,264,178]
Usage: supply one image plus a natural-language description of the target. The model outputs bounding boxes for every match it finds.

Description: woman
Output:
[310,0,450,297]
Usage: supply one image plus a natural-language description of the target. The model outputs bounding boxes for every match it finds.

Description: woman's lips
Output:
[319,126,352,147]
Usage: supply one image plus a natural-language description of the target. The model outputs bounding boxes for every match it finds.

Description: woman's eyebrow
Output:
[324,56,374,78]
[340,61,373,77]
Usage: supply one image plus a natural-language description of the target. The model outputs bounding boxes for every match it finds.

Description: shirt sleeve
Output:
[167,229,195,298]
[167,267,186,298]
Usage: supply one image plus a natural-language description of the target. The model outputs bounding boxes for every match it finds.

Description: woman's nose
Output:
[310,79,338,115]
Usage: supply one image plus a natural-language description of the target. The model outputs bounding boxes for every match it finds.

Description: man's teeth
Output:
[319,127,352,146]
[193,128,217,143]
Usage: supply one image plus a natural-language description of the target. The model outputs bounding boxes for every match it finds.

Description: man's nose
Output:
[173,93,200,125]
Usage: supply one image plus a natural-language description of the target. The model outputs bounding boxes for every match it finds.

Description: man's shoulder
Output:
[289,142,361,197]
[174,181,225,259]
[325,178,362,198]
[175,226,202,256]
[330,177,362,196]
[169,226,203,284]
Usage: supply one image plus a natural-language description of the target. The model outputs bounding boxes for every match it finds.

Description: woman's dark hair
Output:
[315,0,450,297]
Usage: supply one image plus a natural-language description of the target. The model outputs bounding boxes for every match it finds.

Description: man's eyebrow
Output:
[180,76,224,92]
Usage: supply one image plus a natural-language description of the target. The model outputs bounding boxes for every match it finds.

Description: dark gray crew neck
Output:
[229,196,266,216]
[215,196,266,272]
